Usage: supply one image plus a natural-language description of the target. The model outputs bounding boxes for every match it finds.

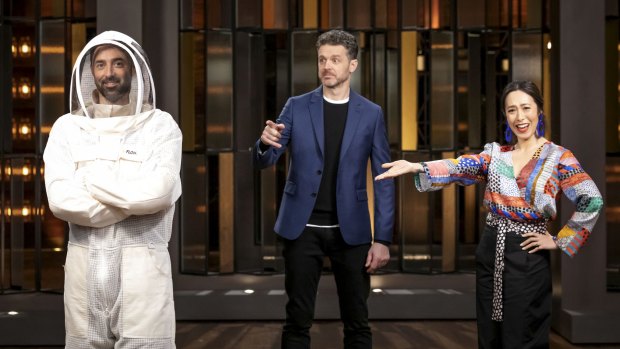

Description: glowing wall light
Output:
[11,37,17,57]
[18,78,34,99]
[18,36,33,57]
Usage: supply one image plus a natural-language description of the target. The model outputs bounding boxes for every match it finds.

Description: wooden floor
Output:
[175,321,620,349]
[7,320,619,349]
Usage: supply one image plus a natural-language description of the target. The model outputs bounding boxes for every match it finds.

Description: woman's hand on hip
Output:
[521,232,558,253]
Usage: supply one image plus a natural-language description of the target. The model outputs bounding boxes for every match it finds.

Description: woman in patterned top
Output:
[375,80,603,349]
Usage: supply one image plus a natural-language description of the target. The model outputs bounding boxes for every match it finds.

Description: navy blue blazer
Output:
[253,86,395,245]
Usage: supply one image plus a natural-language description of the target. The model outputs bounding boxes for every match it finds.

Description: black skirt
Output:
[475,223,552,349]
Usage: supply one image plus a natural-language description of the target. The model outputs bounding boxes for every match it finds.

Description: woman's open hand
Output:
[375,160,423,181]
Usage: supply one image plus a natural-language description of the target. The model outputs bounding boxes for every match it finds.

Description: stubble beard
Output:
[321,74,349,90]
[96,76,132,104]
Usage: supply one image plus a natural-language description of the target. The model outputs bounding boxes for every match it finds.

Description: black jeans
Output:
[280,226,372,349]
[476,224,552,349]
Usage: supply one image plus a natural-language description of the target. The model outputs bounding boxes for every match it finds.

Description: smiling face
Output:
[504,90,541,142]
[317,44,358,90]
[92,45,132,105]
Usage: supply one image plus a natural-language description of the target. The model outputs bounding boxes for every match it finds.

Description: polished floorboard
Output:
[4,320,620,349]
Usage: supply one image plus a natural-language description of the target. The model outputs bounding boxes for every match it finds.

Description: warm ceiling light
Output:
[21,207,31,217]
[22,166,30,176]
[546,41,552,50]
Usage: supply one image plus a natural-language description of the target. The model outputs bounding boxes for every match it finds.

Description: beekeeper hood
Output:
[70,31,155,118]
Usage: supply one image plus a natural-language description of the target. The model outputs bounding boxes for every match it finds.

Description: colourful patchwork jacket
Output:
[415,141,603,257]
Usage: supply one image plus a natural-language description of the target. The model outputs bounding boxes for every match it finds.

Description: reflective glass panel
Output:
[68,0,97,18]
[373,33,386,110]
[180,0,204,30]
[237,0,261,28]
[6,0,36,18]
[206,31,233,150]
[320,0,343,29]
[400,152,433,273]
[208,0,232,29]
[263,0,288,29]
[386,32,399,146]
[39,20,65,151]
[512,32,542,90]
[180,154,208,274]
[430,31,454,150]
[486,0,510,28]
[291,32,318,95]
[457,0,485,28]
[41,0,64,17]
[234,32,264,149]
[606,156,620,291]
[402,0,429,29]
[180,32,205,151]
[347,0,371,30]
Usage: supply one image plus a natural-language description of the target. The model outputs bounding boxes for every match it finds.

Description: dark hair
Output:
[500,80,544,115]
[500,80,545,143]
[316,30,358,60]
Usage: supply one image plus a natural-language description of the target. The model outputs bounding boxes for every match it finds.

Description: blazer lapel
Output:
[339,90,362,162]
[309,87,325,158]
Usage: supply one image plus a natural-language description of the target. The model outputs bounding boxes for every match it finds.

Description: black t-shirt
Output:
[308,99,349,225]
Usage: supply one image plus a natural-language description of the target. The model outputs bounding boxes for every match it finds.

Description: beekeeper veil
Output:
[69,31,155,118]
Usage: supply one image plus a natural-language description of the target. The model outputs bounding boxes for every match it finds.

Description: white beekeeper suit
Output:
[43,31,181,348]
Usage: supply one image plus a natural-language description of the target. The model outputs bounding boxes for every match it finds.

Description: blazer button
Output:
[316,170,322,175]
[311,193,317,197]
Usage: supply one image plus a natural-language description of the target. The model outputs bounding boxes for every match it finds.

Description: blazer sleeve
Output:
[370,108,395,243]
[253,98,294,169]
[43,117,130,228]
[84,114,183,216]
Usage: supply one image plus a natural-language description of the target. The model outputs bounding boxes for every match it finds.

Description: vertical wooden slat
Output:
[180,33,196,151]
[464,184,476,244]
[263,0,275,28]
[441,151,456,272]
[320,0,330,28]
[303,0,318,28]
[219,152,234,273]
[401,31,418,151]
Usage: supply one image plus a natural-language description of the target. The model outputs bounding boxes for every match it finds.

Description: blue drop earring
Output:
[504,124,513,143]
[536,114,545,137]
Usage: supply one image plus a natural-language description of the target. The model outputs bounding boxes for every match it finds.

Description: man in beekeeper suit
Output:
[43,30,181,348]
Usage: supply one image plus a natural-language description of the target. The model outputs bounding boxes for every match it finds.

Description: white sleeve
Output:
[43,116,130,228]
[84,114,183,216]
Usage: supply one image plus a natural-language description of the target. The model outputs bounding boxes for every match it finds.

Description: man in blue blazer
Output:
[253,30,395,349]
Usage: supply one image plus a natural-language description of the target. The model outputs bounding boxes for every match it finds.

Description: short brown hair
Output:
[316,30,358,60]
